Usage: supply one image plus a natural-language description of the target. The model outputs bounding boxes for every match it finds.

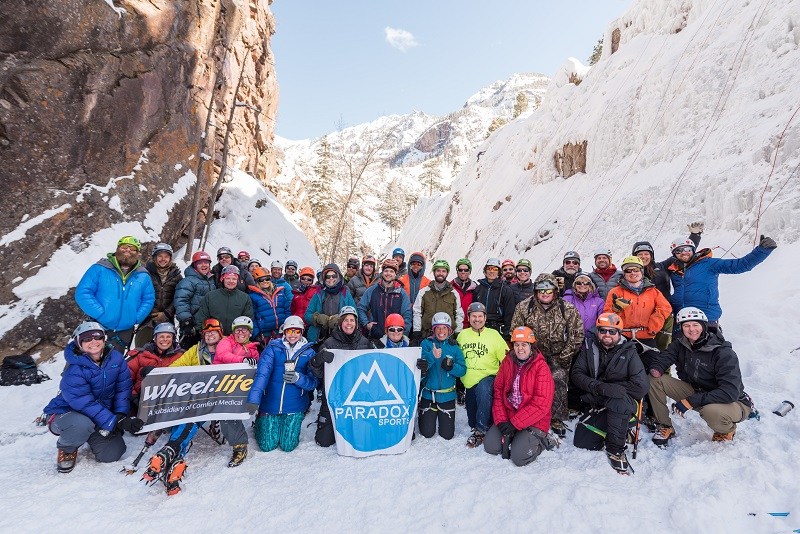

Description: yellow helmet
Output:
[620,255,644,270]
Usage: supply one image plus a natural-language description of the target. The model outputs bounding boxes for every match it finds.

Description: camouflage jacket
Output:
[511,296,585,366]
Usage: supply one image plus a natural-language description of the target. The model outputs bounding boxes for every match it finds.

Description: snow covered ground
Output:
[1,243,797,532]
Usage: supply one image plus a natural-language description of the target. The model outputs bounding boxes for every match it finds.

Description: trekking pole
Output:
[632,399,643,460]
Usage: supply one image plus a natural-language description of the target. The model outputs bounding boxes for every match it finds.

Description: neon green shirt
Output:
[457,327,508,388]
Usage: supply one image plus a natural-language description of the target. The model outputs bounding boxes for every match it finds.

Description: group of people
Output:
[42,224,777,489]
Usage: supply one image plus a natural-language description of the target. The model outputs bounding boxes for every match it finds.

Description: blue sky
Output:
[270,1,631,140]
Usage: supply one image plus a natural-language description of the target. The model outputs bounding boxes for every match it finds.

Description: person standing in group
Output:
[75,236,155,354]
[249,267,292,343]
[195,265,253,335]
[392,247,408,278]
[284,260,301,290]
[552,251,583,297]
[472,257,515,340]
[399,252,430,307]
[588,248,621,300]
[451,258,477,331]
[134,242,182,347]
[510,259,535,305]
[347,255,377,305]
[291,267,320,327]
[212,246,255,291]
[357,259,412,342]
[343,256,360,284]
[411,259,463,345]
[305,263,357,344]
[174,250,216,348]
[563,272,605,335]
[501,259,517,285]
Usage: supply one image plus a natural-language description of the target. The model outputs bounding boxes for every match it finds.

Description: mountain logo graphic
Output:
[343,360,404,406]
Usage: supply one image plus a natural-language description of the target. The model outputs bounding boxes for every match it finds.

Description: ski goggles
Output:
[284,328,303,335]
[536,289,554,295]
[78,331,105,344]
[117,236,141,250]
[673,246,694,254]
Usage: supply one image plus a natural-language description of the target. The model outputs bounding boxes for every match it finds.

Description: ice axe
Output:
[121,430,162,475]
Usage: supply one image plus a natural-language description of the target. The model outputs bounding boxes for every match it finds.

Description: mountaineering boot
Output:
[164,458,187,496]
[227,444,248,468]
[550,419,567,439]
[712,425,736,442]
[606,449,631,475]
[142,445,176,483]
[57,449,78,473]
[652,425,676,447]
[466,430,485,448]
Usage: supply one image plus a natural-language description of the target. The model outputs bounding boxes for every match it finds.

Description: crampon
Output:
[141,445,187,495]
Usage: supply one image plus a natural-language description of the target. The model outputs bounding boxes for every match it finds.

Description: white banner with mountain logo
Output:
[325,348,421,457]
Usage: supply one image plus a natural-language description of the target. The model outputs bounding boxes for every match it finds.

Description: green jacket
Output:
[194,287,253,335]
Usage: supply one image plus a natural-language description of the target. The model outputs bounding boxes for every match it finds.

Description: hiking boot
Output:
[605,449,631,475]
[57,449,77,473]
[551,419,567,439]
[466,430,485,448]
[712,425,736,442]
[227,444,248,468]
[164,458,186,496]
[652,425,676,447]
[142,445,176,482]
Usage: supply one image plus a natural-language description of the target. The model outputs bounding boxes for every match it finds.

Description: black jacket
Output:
[551,267,583,297]
[145,261,183,321]
[571,334,649,402]
[472,277,515,338]
[309,327,374,378]
[511,280,535,305]
[651,333,748,408]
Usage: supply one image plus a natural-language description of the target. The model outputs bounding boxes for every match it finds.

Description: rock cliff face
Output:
[0,0,278,359]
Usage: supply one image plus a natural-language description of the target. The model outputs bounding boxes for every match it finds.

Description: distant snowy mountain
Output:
[270,73,549,260]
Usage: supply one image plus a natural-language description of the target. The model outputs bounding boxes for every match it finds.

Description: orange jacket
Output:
[603,281,671,339]
[399,273,430,302]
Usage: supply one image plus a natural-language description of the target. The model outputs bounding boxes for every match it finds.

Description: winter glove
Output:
[416,358,429,375]
[672,399,692,417]
[319,349,334,364]
[555,276,565,291]
[140,366,155,378]
[283,371,300,384]
[596,382,627,399]
[497,421,516,438]
[246,402,259,415]
[611,293,631,313]
[409,331,423,347]
[759,235,777,249]
[151,312,169,325]
[180,318,195,329]
[649,368,662,378]
[441,356,454,371]
[116,415,144,434]
[326,314,340,331]
[687,221,704,234]
[243,357,258,367]
[313,313,330,328]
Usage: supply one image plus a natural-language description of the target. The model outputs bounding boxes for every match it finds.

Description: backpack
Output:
[0,355,51,386]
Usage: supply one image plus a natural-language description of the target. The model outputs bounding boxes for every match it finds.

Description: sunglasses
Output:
[234,327,251,334]
[536,289,554,295]
[502,267,515,271]
[564,260,580,265]
[256,277,270,283]
[598,327,619,335]
[324,274,339,280]
[457,268,470,273]
[300,276,314,282]
[516,268,530,273]
[575,281,591,286]
[485,266,500,272]
[674,246,694,254]
[79,332,105,343]
[284,328,303,335]
[623,268,642,274]
[387,327,404,333]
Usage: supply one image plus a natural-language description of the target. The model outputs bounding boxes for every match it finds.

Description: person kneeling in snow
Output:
[246,316,317,453]
[647,307,754,447]
[484,326,555,466]
[417,313,466,440]
[43,322,144,473]
[571,313,648,474]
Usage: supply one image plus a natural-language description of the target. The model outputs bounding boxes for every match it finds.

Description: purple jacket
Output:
[563,289,605,334]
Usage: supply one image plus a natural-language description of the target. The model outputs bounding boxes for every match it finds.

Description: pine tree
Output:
[420,158,443,196]
[512,92,528,119]
[588,38,603,66]
[486,117,507,139]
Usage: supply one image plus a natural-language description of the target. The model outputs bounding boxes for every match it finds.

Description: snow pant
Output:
[165,423,201,457]
[219,420,248,447]
[484,425,549,467]
[315,389,335,447]
[648,374,751,433]
[51,412,126,462]
[465,376,494,433]
[573,396,638,455]
[106,328,135,355]
[418,399,456,440]
[254,412,305,452]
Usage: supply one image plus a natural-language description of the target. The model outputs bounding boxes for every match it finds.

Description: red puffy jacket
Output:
[291,285,320,327]
[127,344,184,397]
[492,352,555,433]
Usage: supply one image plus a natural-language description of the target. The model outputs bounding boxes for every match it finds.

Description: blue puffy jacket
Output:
[250,285,292,339]
[174,265,217,322]
[75,255,155,332]
[419,337,467,403]
[304,287,356,342]
[668,246,773,322]
[43,342,132,431]
[247,338,317,414]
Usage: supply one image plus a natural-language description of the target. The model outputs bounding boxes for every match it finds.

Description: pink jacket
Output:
[214,335,260,364]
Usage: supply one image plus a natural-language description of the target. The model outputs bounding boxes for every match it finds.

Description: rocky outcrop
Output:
[0,0,278,360]
[554,140,587,178]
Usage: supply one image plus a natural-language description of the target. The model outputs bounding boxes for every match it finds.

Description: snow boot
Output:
[652,425,676,447]
[142,445,176,483]
[164,458,186,496]
[712,425,736,442]
[466,430,485,448]
[550,419,567,439]
[57,449,77,473]
[227,444,248,468]
[606,449,632,475]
